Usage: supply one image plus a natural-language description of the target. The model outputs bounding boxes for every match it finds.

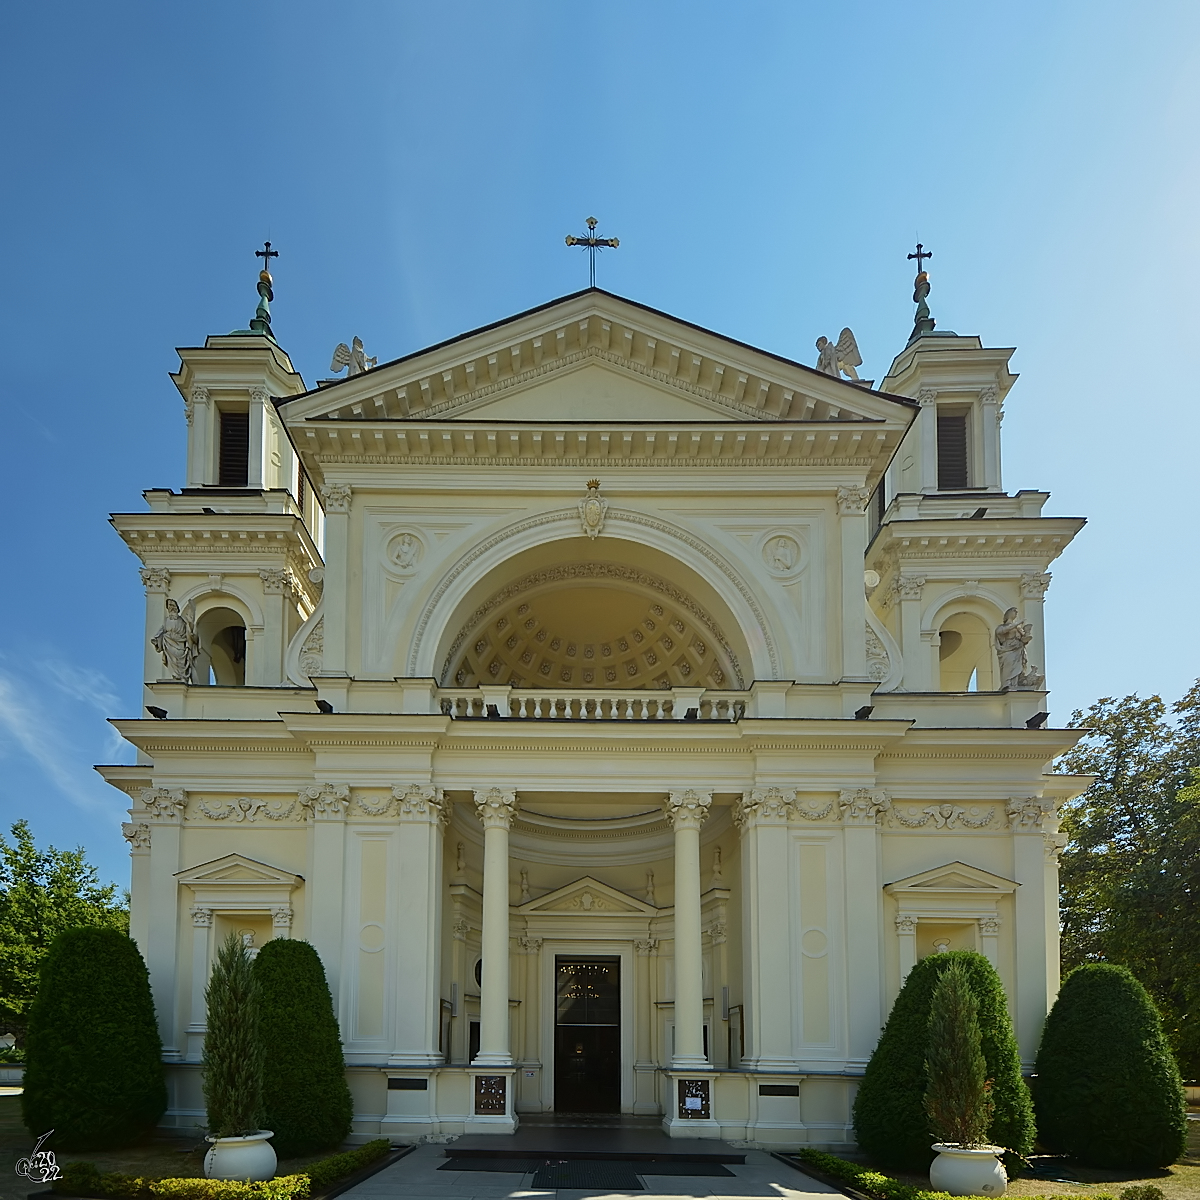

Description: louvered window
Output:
[936,412,969,490]
[219,411,249,486]
[296,468,306,513]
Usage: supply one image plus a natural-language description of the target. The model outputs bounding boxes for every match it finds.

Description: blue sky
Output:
[1,2,1197,886]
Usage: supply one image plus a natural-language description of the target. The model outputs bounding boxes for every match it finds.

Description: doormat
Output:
[531,1160,645,1190]
[637,1161,736,1176]
[439,1158,541,1172]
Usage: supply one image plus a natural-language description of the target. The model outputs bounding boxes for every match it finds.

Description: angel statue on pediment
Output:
[151,598,199,683]
[330,336,378,377]
[815,328,862,380]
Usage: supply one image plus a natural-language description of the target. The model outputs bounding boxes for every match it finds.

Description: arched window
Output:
[937,612,994,691]
[195,606,247,686]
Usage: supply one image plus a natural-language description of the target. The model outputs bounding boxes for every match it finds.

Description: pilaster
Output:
[734,788,797,1071]
[140,786,186,1060]
[319,484,351,676]
[301,783,350,1005]
[836,487,871,680]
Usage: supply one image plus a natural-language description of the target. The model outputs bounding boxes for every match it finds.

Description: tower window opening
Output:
[936,411,969,490]
[219,411,250,487]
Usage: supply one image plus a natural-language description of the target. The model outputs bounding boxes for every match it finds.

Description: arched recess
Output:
[402,510,780,682]
[923,591,1008,692]
[178,586,262,688]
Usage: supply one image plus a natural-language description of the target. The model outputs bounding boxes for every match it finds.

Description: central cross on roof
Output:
[565,216,619,287]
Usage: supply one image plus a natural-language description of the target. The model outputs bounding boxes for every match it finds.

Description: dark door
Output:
[554,957,620,1113]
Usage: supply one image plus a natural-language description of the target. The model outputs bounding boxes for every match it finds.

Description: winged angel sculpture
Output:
[329,336,378,377]
[815,328,862,381]
[152,598,199,682]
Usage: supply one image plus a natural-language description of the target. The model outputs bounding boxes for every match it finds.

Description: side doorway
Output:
[553,957,620,1113]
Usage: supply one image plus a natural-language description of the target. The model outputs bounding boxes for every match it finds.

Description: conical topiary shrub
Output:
[203,933,264,1138]
[22,928,166,1149]
[253,939,352,1155]
[853,949,1034,1169]
[925,958,995,1147]
[1034,963,1187,1168]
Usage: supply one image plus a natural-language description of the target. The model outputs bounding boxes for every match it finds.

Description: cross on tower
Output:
[565,216,619,287]
[255,241,279,274]
[907,242,932,273]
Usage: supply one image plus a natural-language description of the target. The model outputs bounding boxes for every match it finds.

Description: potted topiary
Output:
[202,933,275,1180]
[924,959,1007,1196]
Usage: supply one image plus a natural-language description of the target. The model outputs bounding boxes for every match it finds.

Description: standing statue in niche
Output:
[995,607,1045,691]
[151,598,199,683]
[815,328,862,380]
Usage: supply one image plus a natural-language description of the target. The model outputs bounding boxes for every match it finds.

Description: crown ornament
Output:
[579,479,608,539]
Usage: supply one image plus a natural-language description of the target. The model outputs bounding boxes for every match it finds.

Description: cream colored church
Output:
[101,271,1089,1147]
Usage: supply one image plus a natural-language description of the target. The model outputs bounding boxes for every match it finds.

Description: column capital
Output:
[978,915,1002,935]
[734,787,796,830]
[890,574,926,602]
[895,913,917,934]
[634,937,659,955]
[272,905,294,929]
[839,787,891,826]
[665,789,712,831]
[122,822,151,852]
[836,485,872,515]
[1020,571,1052,599]
[191,906,213,927]
[139,787,186,822]
[392,783,449,827]
[518,934,543,953]
[298,782,351,820]
[1006,796,1060,832]
[321,483,352,513]
[474,787,517,830]
[139,567,171,594]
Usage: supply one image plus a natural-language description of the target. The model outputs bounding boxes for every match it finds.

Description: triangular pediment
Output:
[884,861,1018,895]
[518,875,656,915]
[175,853,304,887]
[279,290,916,429]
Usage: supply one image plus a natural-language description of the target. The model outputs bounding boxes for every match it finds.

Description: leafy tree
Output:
[853,950,1034,1169]
[22,927,166,1149]
[1055,680,1200,1078]
[254,939,352,1155]
[203,933,265,1138]
[0,820,128,1047]
[1034,963,1187,1168]
[924,959,994,1147]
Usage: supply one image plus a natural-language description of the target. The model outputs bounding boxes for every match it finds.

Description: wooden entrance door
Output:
[553,957,620,1113]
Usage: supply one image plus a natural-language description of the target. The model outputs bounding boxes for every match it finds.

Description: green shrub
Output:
[853,950,1034,1169]
[53,1142,390,1199]
[22,928,166,1149]
[203,934,264,1139]
[1034,963,1187,1168]
[789,1147,1116,1200]
[1119,1188,1166,1200]
[253,940,353,1156]
[303,1139,390,1188]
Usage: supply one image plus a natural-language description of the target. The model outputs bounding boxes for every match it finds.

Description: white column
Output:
[896,913,917,985]
[319,484,351,675]
[248,386,268,489]
[390,786,447,1066]
[979,915,1001,967]
[473,787,517,1067]
[1020,573,1052,687]
[837,487,872,680]
[665,789,711,1070]
[139,788,186,1060]
[256,568,292,686]
[735,788,796,1070]
[140,569,172,688]
[980,386,1003,490]
[121,820,152,953]
[894,576,928,690]
[839,788,889,1070]
[302,784,350,1002]
[186,907,212,1061]
[1008,797,1063,1069]
[185,386,211,487]
[518,934,543,1111]
[634,937,658,1113]
[918,390,938,492]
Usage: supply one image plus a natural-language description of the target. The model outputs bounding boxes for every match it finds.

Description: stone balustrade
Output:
[437,686,746,721]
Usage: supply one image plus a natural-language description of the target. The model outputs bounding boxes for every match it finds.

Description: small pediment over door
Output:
[883,861,1018,898]
[176,853,304,887]
[517,875,657,916]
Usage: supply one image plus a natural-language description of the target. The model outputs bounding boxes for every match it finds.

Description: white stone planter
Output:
[929,1144,1007,1197]
[204,1131,276,1181]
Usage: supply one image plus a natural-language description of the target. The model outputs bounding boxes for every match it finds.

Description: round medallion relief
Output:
[801,928,828,957]
[359,923,386,953]
[762,534,801,575]
[386,531,423,571]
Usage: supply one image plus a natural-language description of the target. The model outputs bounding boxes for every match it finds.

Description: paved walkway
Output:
[339,1144,838,1200]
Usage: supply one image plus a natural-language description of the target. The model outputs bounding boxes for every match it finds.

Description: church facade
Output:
[101,279,1089,1146]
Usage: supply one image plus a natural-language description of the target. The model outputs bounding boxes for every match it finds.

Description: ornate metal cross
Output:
[907,242,933,273]
[565,216,619,287]
[255,241,279,274]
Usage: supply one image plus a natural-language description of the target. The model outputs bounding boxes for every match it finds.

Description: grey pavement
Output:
[340,1144,838,1200]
